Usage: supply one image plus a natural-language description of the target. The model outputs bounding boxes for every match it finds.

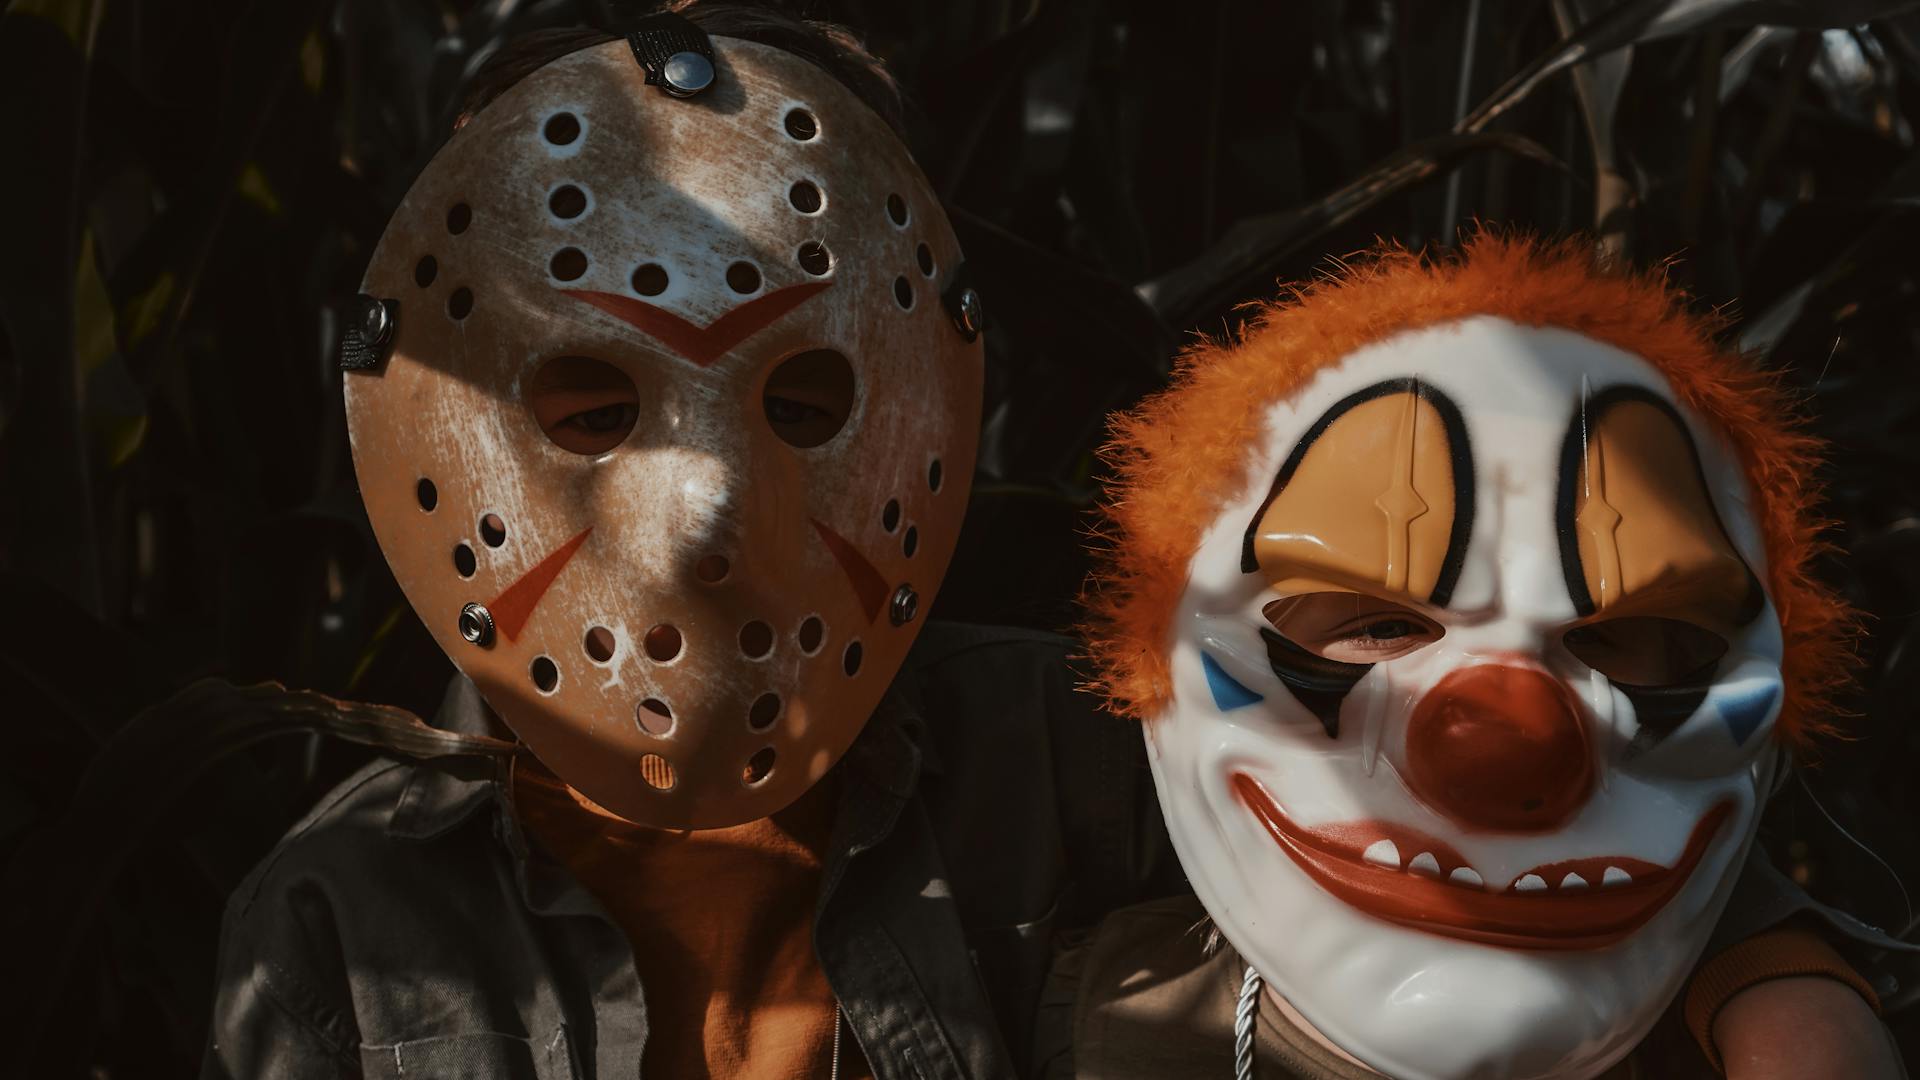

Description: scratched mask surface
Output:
[345,38,982,829]
[1150,317,1784,1079]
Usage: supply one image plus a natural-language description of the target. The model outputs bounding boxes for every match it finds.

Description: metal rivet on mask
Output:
[625,12,717,98]
[950,286,984,342]
[889,584,919,626]
[339,295,399,370]
[357,292,393,342]
[459,602,496,647]
[661,51,715,97]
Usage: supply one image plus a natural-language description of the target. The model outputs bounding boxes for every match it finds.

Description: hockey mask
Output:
[1087,238,1850,1079]
[344,30,983,828]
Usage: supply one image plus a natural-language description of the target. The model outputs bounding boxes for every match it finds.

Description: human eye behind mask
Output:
[1264,591,1445,665]
[527,355,642,456]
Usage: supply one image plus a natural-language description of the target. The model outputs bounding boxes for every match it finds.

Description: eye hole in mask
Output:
[764,348,855,448]
[1260,592,1444,737]
[1562,616,1727,736]
[1264,592,1445,663]
[528,356,641,456]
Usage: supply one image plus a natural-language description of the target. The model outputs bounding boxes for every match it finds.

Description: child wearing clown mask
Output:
[1052,235,1905,1079]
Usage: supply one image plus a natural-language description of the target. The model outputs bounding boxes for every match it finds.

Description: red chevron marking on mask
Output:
[812,519,888,625]
[563,282,832,367]
[487,527,593,643]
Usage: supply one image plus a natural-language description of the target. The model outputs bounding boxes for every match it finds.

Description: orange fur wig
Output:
[1082,232,1853,751]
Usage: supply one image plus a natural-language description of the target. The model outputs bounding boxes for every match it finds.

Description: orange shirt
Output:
[514,760,873,1080]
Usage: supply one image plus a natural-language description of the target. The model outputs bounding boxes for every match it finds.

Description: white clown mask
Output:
[343,26,983,829]
[1088,241,1847,1079]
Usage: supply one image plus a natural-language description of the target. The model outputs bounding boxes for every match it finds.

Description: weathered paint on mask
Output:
[346,37,982,829]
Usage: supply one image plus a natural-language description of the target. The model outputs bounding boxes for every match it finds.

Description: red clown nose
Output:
[1404,664,1593,832]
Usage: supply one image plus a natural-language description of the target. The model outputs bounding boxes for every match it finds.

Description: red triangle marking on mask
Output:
[563,281,832,367]
[811,519,887,625]
[488,526,594,643]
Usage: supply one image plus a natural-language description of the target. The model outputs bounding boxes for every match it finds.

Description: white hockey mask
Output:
[344,32,983,829]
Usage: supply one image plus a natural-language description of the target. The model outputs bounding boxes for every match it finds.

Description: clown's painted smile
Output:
[1234,774,1732,950]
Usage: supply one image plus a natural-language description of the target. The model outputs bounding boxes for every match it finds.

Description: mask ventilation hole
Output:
[640,753,676,790]
[544,112,581,145]
[479,514,506,547]
[448,287,474,320]
[447,203,472,234]
[903,526,919,558]
[928,459,943,492]
[893,277,914,310]
[749,693,781,731]
[637,697,674,736]
[530,656,559,694]
[789,180,823,213]
[453,543,477,578]
[886,193,908,227]
[695,554,730,583]
[739,620,774,659]
[550,248,588,282]
[784,108,817,140]
[797,616,825,654]
[797,241,832,277]
[743,747,776,785]
[549,184,587,220]
[644,624,683,662]
[631,263,669,296]
[726,261,762,295]
[415,478,438,511]
[916,243,934,277]
[881,499,901,533]
[584,626,615,663]
[415,255,438,288]
[843,640,863,677]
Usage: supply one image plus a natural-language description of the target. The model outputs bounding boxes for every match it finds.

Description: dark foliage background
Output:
[5,0,1920,1074]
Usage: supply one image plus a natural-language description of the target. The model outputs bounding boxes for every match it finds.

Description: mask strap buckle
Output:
[339,294,398,371]
[622,11,716,98]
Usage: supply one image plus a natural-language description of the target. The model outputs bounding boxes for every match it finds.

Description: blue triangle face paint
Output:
[1716,683,1780,745]
[1202,651,1265,712]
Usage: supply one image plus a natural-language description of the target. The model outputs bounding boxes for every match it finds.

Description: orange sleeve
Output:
[1683,924,1881,1073]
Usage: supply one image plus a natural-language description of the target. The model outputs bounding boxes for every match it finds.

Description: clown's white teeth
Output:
[1363,840,1401,868]
[1602,866,1633,887]
[1408,852,1441,877]
[1514,874,1549,893]
[1449,866,1484,888]
[1560,872,1589,890]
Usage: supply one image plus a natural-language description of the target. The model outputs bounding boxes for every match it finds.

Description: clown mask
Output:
[1087,238,1850,1079]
